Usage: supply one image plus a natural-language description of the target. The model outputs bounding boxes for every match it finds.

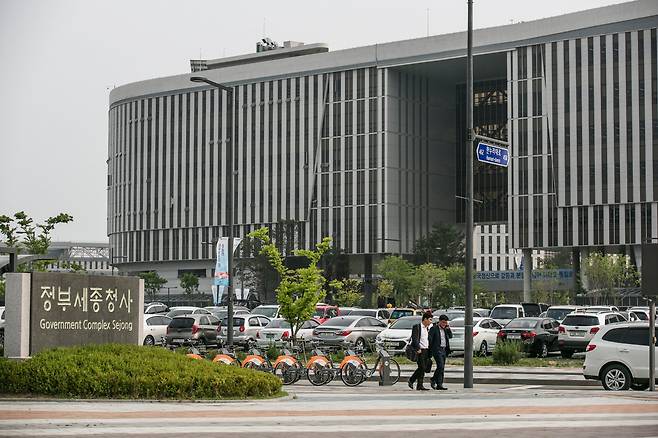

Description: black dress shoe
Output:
[417,386,430,391]
[430,380,437,390]
[437,385,448,390]
[408,381,414,390]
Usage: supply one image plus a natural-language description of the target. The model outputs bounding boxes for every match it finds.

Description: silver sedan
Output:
[312,315,387,351]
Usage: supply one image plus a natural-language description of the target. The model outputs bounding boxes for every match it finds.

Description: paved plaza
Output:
[1,383,657,437]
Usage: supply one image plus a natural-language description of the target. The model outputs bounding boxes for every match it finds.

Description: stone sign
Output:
[29,272,142,355]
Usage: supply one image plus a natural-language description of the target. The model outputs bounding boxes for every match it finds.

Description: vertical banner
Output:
[214,238,229,287]
[213,237,243,287]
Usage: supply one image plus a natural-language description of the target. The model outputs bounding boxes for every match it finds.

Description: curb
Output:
[366,375,598,386]
[0,393,293,404]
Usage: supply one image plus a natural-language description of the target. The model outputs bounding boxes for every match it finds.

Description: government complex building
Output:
[107,0,658,296]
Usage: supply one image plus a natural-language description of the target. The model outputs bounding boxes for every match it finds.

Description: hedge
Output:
[0,344,282,400]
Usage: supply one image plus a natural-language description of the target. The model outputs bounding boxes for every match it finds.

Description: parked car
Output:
[542,305,587,323]
[313,304,340,323]
[256,318,319,346]
[490,304,525,326]
[585,306,620,313]
[450,317,502,356]
[375,316,422,354]
[166,306,211,318]
[144,302,169,314]
[583,322,658,391]
[313,315,387,351]
[143,314,172,345]
[388,308,423,324]
[204,306,250,320]
[164,314,220,346]
[497,317,560,357]
[220,314,271,346]
[0,306,5,347]
[347,308,391,321]
[251,305,281,319]
[558,311,626,358]
[520,303,543,317]
[619,311,646,322]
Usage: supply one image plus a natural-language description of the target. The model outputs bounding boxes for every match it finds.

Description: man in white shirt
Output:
[408,311,433,391]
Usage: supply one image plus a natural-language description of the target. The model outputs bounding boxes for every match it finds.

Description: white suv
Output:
[583,322,657,391]
[558,312,626,358]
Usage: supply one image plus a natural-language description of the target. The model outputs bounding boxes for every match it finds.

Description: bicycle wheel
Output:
[274,361,301,385]
[340,361,367,386]
[379,358,401,385]
[307,361,333,386]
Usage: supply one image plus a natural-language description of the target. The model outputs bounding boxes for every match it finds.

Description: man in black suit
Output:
[429,314,452,390]
[408,311,433,391]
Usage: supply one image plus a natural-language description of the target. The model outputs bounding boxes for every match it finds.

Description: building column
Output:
[523,248,532,302]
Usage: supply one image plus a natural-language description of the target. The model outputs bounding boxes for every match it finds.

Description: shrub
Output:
[266,343,280,361]
[492,341,522,365]
[0,344,282,400]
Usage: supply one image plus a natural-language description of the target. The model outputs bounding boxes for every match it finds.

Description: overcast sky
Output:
[0,0,626,243]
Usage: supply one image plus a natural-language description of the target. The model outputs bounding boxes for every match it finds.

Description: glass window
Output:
[249,317,260,326]
[505,319,538,329]
[562,315,599,326]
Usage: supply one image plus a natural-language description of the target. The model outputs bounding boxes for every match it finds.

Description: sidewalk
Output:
[378,364,595,386]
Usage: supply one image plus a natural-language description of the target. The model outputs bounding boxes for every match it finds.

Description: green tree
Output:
[434,264,487,308]
[583,253,640,305]
[539,249,572,269]
[139,271,167,302]
[413,223,465,267]
[414,263,443,307]
[375,256,417,306]
[179,272,199,295]
[376,279,394,305]
[330,278,363,307]
[249,227,331,343]
[0,211,73,255]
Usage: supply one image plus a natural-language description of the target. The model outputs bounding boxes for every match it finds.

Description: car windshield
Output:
[169,317,194,328]
[505,319,538,329]
[449,319,465,327]
[546,308,575,321]
[446,312,464,320]
[634,312,648,321]
[266,320,291,329]
[252,306,278,318]
[322,317,353,327]
[313,309,326,317]
[389,318,420,329]
[491,307,518,319]
[348,309,376,317]
[562,315,599,326]
[391,309,413,319]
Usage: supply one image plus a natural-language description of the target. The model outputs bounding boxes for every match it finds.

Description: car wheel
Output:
[560,349,574,359]
[143,335,155,346]
[478,341,488,356]
[537,342,548,358]
[354,337,366,352]
[631,382,649,391]
[601,364,632,391]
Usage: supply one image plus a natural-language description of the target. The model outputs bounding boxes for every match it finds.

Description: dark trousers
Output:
[409,349,429,388]
[431,347,447,386]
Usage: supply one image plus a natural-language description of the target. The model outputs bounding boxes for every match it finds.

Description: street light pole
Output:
[191,76,236,347]
[464,0,475,389]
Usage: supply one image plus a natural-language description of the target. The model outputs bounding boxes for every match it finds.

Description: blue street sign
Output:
[476,142,509,167]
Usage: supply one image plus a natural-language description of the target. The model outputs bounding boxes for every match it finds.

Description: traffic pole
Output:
[464,0,474,389]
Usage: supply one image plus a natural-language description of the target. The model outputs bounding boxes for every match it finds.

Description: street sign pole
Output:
[464,0,474,389]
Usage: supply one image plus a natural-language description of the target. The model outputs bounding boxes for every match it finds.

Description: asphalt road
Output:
[1,383,657,437]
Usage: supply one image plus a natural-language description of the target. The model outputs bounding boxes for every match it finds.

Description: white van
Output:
[490,304,525,326]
